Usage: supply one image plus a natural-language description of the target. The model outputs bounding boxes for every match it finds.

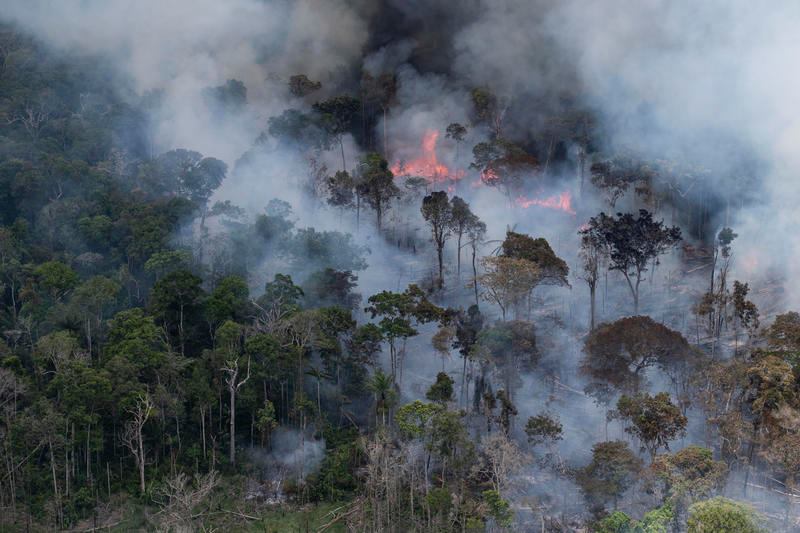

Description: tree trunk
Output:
[179,303,185,357]
[589,283,596,330]
[316,380,321,419]
[200,407,206,459]
[460,354,468,408]
[623,273,639,314]
[437,244,444,289]
[137,427,145,493]
[356,194,360,231]
[382,107,388,157]
[472,247,479,306]
[48,437,62,528]
[86,424,91,482]
[86,317,92,359]
[456,233,462,277]
[229,385,236,466]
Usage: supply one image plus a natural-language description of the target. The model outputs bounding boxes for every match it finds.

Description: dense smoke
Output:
[2,0,798,529]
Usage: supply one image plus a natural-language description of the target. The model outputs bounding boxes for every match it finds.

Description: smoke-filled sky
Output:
[4,0,799,306]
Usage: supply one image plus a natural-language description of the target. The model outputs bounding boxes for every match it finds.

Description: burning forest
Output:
[1,1,799,531]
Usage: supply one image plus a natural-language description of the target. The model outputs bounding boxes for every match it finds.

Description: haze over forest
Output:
[0,1,799,531]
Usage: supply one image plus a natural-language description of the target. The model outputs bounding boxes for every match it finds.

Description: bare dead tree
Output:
[475,433,530,497]
[152,471,219,531]
[120,393,154,494]
[6,100,51,143]
[221,356,251,466]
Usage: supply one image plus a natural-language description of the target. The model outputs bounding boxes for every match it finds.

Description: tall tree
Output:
[466,218,487,306]
[356,153,399,231]
[121,392,154,494]
[687,497,764,533]
[445,122,467,160]
[361,73,396,156]
[577,440,642,509]
[421,191,453,290]
[477,256,542,321]
[150,269,205,356]
[616,392,688,461]
[71,276,120,356]
[470,139,538,200]
[448,196,477,278]
[365,285,444,384]
[313,95,360,172]
[288,74,322,98]
[731,281,759,354]
[585,210,681,313]
[501,231,569,287]
[581,316,695,398]
[217,321,249,467]
[469,88,506,139]
[589,155,654,208]
[578,223,605,330]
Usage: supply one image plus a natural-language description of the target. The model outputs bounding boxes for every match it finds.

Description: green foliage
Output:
[427,487,452,516]
[104,308,167,407]
[594,511,632,533]
[150,269,206,352]
[347,323,383,365]
[255,400,278,441]
[260,273,304,316]
[287,227,368,272]
[266,108,329,150]
[153,149,227,205]
[0,18,782,532]
[203,79,247,112]
[426,372,455,404]
[577,441,642,508]
[206,275,250,326]
[589,156,654,207]
[309,439,361,501]
[255,210,294,243]
[638,505,673,533]
[303,268,360,309]
[616,392,687,459]
[312,95,361,138]
[594,506,673,533]
[501,231,569,285]
[365,285,444,378]
[687,497,764,533]
[471,138,538,195]
[355,152,399,229]
[289,74,322,97]
[476,320,538,371]
[482,489,513,527]
[34,260,78,300]
[652,446,727,504]
[524,412,563,446]
[144,250,190,278]
[395,400,442,438]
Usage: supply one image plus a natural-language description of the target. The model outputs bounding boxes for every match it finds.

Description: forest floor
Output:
[3,493,351,532]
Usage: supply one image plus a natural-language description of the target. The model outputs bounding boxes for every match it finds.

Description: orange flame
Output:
[480,168,499,184]
[391,130,464,183]
[514,191,576,215]
[391,130,575,215]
